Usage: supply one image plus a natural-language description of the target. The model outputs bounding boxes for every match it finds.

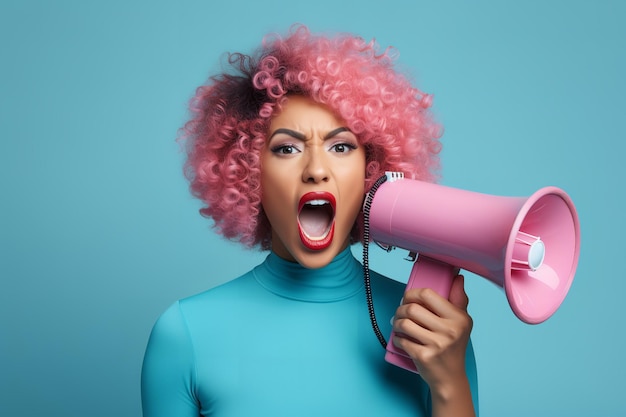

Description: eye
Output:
[330,142,357,153]
[271,144,300,155]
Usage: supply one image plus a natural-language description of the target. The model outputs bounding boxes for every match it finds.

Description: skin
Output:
[393,276,475,417]
[261,95,475,416]
[261,95,366,269]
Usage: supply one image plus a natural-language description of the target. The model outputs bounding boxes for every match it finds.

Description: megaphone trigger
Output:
[404,251,417,262]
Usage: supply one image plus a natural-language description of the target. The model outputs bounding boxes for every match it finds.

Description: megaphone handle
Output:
[384,255,460,373]
[407,255,460,297]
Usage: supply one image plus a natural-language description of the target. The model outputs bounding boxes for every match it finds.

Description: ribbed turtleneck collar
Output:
[253,247,364,303]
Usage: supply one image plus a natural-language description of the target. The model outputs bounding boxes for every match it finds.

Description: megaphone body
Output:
[368,173,580,373]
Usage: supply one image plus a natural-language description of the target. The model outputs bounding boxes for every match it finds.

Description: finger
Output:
[394,301,441,332]
[402,287,459,319]
[392,315,436,347]
[448,274,469,311]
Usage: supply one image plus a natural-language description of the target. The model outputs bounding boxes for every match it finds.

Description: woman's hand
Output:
[391,275,475,417]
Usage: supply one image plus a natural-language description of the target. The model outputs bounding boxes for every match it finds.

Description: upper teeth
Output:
[307,199,328,206]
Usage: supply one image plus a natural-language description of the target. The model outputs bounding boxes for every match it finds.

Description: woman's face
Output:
[261,95,366,269]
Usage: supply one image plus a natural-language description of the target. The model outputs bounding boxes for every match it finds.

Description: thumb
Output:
[449,274,469,311]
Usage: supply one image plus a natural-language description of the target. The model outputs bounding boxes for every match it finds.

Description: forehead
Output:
[269,96,343,130]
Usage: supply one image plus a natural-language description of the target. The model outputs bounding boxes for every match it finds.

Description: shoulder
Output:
[368,269,407,304]
[142,301,196,381]
[144,271,260,360]
[145,266,257,332]
[178,269,259,313]
[361,269,407,337]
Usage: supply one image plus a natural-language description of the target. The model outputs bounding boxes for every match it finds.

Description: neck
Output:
[253,247,364,302]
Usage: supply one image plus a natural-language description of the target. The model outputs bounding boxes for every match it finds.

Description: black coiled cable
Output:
[362,174,389,349]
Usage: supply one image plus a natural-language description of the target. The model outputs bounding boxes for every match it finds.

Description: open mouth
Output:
[298,192,336,250]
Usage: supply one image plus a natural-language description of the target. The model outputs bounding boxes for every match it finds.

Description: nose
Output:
[302,149,329,183]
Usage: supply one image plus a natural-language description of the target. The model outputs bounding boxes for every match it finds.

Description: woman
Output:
[141,25,478,416]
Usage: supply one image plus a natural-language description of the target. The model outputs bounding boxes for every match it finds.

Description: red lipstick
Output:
[298,191,336,250]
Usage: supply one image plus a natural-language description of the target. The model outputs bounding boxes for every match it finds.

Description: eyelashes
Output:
[270,144,300,154]
[330,142,357,153]
[270,140,358,156]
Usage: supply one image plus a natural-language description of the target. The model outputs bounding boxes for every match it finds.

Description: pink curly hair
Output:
[180,24,442,249]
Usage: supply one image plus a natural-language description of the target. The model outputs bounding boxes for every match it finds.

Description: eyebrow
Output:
[268,127,352,141]
[268,128,306,141]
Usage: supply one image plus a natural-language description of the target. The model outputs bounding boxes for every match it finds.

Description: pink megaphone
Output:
[367,172,580,373]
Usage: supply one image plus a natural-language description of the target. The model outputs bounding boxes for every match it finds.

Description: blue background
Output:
[1,1,624,416]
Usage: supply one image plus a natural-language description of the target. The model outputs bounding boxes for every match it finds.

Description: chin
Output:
[293,240,350,270]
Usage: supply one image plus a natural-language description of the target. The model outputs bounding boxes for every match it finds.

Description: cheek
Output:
[346,182,365,218]
[338,163,366,223]
[260,164,293,223]
[347,153,367,193]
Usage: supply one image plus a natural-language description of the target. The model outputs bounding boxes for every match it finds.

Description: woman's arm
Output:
[392,275,476,417]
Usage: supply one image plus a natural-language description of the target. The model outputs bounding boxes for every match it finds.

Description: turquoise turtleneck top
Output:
[141,248,479,416]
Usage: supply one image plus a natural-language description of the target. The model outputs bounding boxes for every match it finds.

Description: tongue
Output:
[299,206,331,238]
